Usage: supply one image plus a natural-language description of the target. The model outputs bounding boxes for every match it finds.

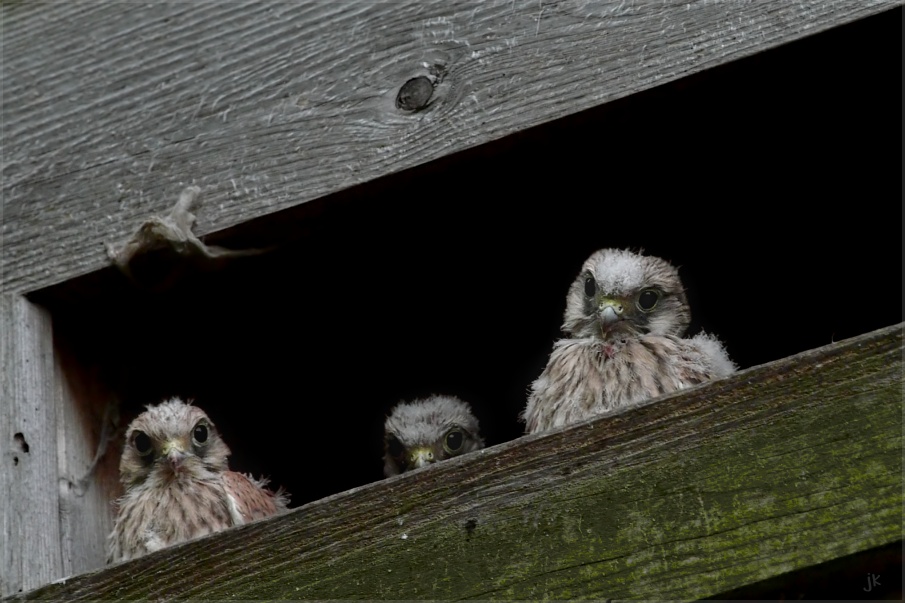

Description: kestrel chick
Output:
[383,395,485,477]
[522,248,736,434]
[107,398,289,563]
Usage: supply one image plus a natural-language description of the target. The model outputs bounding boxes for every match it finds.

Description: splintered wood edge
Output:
[14,322,903,601]
[2,2,899,294]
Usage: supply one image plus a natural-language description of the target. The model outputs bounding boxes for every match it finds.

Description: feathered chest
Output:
[108,474,237,562]
[553,336,691,401]
[524,335,716,432]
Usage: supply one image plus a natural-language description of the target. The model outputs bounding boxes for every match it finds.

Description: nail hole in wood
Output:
[396,76,433,112]
[14,432,29,454]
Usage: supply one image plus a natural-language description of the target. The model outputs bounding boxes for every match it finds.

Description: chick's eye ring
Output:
[132,431,153,456]
[637,289,660,311]
[192,422,209,446]
[444,428,464,453]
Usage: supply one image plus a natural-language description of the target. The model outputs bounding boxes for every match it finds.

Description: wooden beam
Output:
[1,1,898,295]
[13,323,902,601]
[0,296,63,596]
[52,333,121,583]
[0,295,121,596]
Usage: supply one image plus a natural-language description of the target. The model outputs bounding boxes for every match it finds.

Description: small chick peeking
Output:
[107,398,289,563]
[522,248,736,434]
[383,395,485,477]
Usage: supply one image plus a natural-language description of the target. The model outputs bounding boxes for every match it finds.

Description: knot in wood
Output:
[396,76,433,112]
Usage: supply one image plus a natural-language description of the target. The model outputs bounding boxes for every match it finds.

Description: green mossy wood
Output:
[14,323,902,601]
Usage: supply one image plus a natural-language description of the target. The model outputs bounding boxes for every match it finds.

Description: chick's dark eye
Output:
[638,289,660,311]
[386,435,405,458]
[192,423,209,445]
[133,431,153,456]
[444,429,464,453]
[584,276,596,297]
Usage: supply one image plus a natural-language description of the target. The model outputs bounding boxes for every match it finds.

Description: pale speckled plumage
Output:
[107,398,289,563]
[383,395,485,477]
[523,249,736,434]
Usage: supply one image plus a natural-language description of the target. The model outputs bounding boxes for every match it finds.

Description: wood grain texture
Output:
[0,297,120,596]
[1,1,898,295]
[12,323,903,601]
[0,296,63,597]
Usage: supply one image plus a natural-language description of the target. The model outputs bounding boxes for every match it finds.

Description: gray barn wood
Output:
[9,324,903,601]
[1,0,901,598]
[1,296,120,597]
[0,298,63,596]
[1,1,897,295]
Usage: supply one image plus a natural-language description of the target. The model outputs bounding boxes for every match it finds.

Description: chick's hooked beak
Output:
[597,297,624,326]
[161,440,189,471]
[407,446,435,470]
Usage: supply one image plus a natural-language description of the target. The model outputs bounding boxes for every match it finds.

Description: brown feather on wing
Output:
[222,471,289,522]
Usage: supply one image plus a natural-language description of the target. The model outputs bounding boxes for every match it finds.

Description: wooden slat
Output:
[13,323,903,601]
[0,296,63,596]
[0,296,121,597]
[52,336,122,582]
[1,1,897,295]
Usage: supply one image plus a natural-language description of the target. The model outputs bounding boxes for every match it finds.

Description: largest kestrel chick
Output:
[522,248,736,434]
[107,398,289,563]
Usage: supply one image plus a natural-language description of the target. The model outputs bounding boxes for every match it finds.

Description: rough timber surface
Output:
[0,296,63,596]
[11,323,903,601]
[0,295,120,597]
[1,1,898,295]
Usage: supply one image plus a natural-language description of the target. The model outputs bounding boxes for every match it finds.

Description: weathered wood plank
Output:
[0,296,63,596]
[0,296,121,597]
[1,1,897,295]
[13,323,902,601]
[52,336,122,583]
